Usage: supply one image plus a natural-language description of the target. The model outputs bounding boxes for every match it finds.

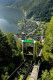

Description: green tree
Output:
[42,16,53,65]
[0,30,24,80]
[17,39,22,52]
[39,68,53,80]
[0,30,12,63]
[6,32,17,49]
[6,32,19,56]
[1,72,9,80]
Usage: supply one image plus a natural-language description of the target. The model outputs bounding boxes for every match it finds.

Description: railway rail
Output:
[6,59,34,80]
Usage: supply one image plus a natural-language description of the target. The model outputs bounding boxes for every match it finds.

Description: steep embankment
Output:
[22,0,53,22]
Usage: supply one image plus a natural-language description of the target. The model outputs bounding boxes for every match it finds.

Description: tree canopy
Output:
[42,16,53,64]
[0,30,24,80]
[38,16,53,80]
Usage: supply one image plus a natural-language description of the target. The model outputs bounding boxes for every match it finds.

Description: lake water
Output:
[0,6,24,34]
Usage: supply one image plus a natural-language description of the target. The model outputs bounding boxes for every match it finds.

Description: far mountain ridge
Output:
[0,0,28,6]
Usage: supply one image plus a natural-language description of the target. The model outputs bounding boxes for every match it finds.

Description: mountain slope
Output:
[22,0,53,22]
[10,0,29,8]
[0,0,28,7]
[0,0,53,22]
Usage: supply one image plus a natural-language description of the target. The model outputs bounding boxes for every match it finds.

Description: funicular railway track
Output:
[6,39,42,80]
[6,59,34,80]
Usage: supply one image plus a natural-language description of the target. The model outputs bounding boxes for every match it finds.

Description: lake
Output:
[0,6,24,34]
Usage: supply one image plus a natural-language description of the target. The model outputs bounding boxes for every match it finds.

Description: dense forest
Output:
[22,0,53,22]
[38,16,53,80]
[0,31,24,80]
